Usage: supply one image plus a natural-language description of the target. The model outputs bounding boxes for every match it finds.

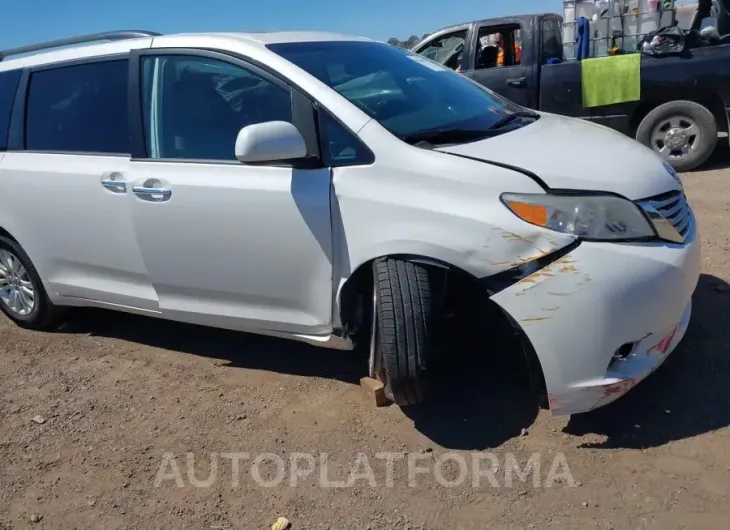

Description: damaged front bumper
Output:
[490,217,701,416]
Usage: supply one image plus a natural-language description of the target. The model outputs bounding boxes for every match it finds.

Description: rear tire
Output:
[636,100,717,172]
[0,236,64,330]
[372,258,434,406]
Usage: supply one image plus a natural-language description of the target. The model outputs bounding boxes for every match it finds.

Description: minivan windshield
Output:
[268,41,534,143]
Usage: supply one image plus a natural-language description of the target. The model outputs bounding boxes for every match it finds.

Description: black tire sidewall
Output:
[373,258,433,406]
[0,236,51,326]
[636,101,717,172]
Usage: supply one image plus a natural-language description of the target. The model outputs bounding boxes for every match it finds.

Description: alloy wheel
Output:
[651,116,700,161]
[0,249,35,316]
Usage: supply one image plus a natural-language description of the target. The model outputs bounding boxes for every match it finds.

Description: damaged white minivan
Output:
[0,30,700,415]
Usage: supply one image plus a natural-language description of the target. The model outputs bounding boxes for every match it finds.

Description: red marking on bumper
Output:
[646,324,679,357]
[602,378,639,397]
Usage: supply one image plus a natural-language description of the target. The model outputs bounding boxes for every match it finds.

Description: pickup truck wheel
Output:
[372,258,434,406]
[0,236,64,330]
[636,100,717,172]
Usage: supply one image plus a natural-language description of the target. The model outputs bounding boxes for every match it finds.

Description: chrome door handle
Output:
[101,171,127,193]
[507,76,527,87]
[132,186,172,200]
[101,180,127,193]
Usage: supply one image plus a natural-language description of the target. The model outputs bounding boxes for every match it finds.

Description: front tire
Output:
[636,100,717,172]
[372,258,434,406]
[0,236,63,330]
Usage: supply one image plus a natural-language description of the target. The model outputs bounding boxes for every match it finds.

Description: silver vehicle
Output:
[0,30,699,414]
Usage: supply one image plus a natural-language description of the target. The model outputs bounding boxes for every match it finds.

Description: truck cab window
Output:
[416,30,467,71]
[475,25,522,70]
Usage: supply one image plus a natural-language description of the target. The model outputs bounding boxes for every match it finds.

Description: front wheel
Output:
[0,236,64,330]
[636,100,717,172]
[371,258,434,406]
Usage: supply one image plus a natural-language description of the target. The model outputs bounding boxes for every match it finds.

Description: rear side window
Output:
[26,59,129,154]
[541,19,564,64]
[0,69,21,150]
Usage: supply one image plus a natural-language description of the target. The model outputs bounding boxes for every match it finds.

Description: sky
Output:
[0,0,700,51]
[0,0,567,50]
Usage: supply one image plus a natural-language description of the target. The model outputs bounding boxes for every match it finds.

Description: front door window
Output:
[140,55,293,161]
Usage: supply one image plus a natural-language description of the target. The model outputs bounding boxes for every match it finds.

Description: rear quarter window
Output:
[0,69,22,150]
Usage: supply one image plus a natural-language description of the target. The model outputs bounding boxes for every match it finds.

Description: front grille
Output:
[638,190,692,243]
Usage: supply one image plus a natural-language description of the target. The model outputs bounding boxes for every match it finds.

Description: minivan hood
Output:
[435,112,681,200]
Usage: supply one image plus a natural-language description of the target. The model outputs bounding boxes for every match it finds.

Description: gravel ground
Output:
[1,157,729,530]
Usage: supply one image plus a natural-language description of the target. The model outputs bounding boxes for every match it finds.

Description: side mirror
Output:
[234,121,307,163]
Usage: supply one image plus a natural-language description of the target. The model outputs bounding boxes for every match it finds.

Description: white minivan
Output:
[0,30,700,415]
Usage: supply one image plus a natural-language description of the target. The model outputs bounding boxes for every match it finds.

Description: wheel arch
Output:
[0,224,51,290]
[336,252,460,336]
[0,226,19,243]
[336,251,548,402]
[630,92,729,136]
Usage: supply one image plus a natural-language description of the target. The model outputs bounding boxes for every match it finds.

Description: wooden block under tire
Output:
[360,377,390,407]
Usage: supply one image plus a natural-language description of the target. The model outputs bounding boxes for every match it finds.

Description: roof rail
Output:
[0,30,162,62]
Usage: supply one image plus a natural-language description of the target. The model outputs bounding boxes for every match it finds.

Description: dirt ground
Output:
[2,153,730,530]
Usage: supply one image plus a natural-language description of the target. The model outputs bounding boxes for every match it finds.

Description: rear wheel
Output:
[371,258,434,406]
[0,236,63,330]
[636,100,717,172]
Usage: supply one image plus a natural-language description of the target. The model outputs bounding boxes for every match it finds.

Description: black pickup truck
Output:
[412,13,730,171]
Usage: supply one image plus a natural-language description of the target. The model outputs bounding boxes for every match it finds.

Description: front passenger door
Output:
[127,51,334,335]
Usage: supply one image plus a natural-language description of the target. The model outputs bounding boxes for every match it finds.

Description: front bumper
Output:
[491,214,701,416]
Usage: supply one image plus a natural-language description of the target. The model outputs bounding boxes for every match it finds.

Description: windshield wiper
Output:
[401,128,494,146]
[485,110,540,131]
[401,111,540,146]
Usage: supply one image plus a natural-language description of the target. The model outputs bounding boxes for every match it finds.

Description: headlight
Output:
[501,193,656,240]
